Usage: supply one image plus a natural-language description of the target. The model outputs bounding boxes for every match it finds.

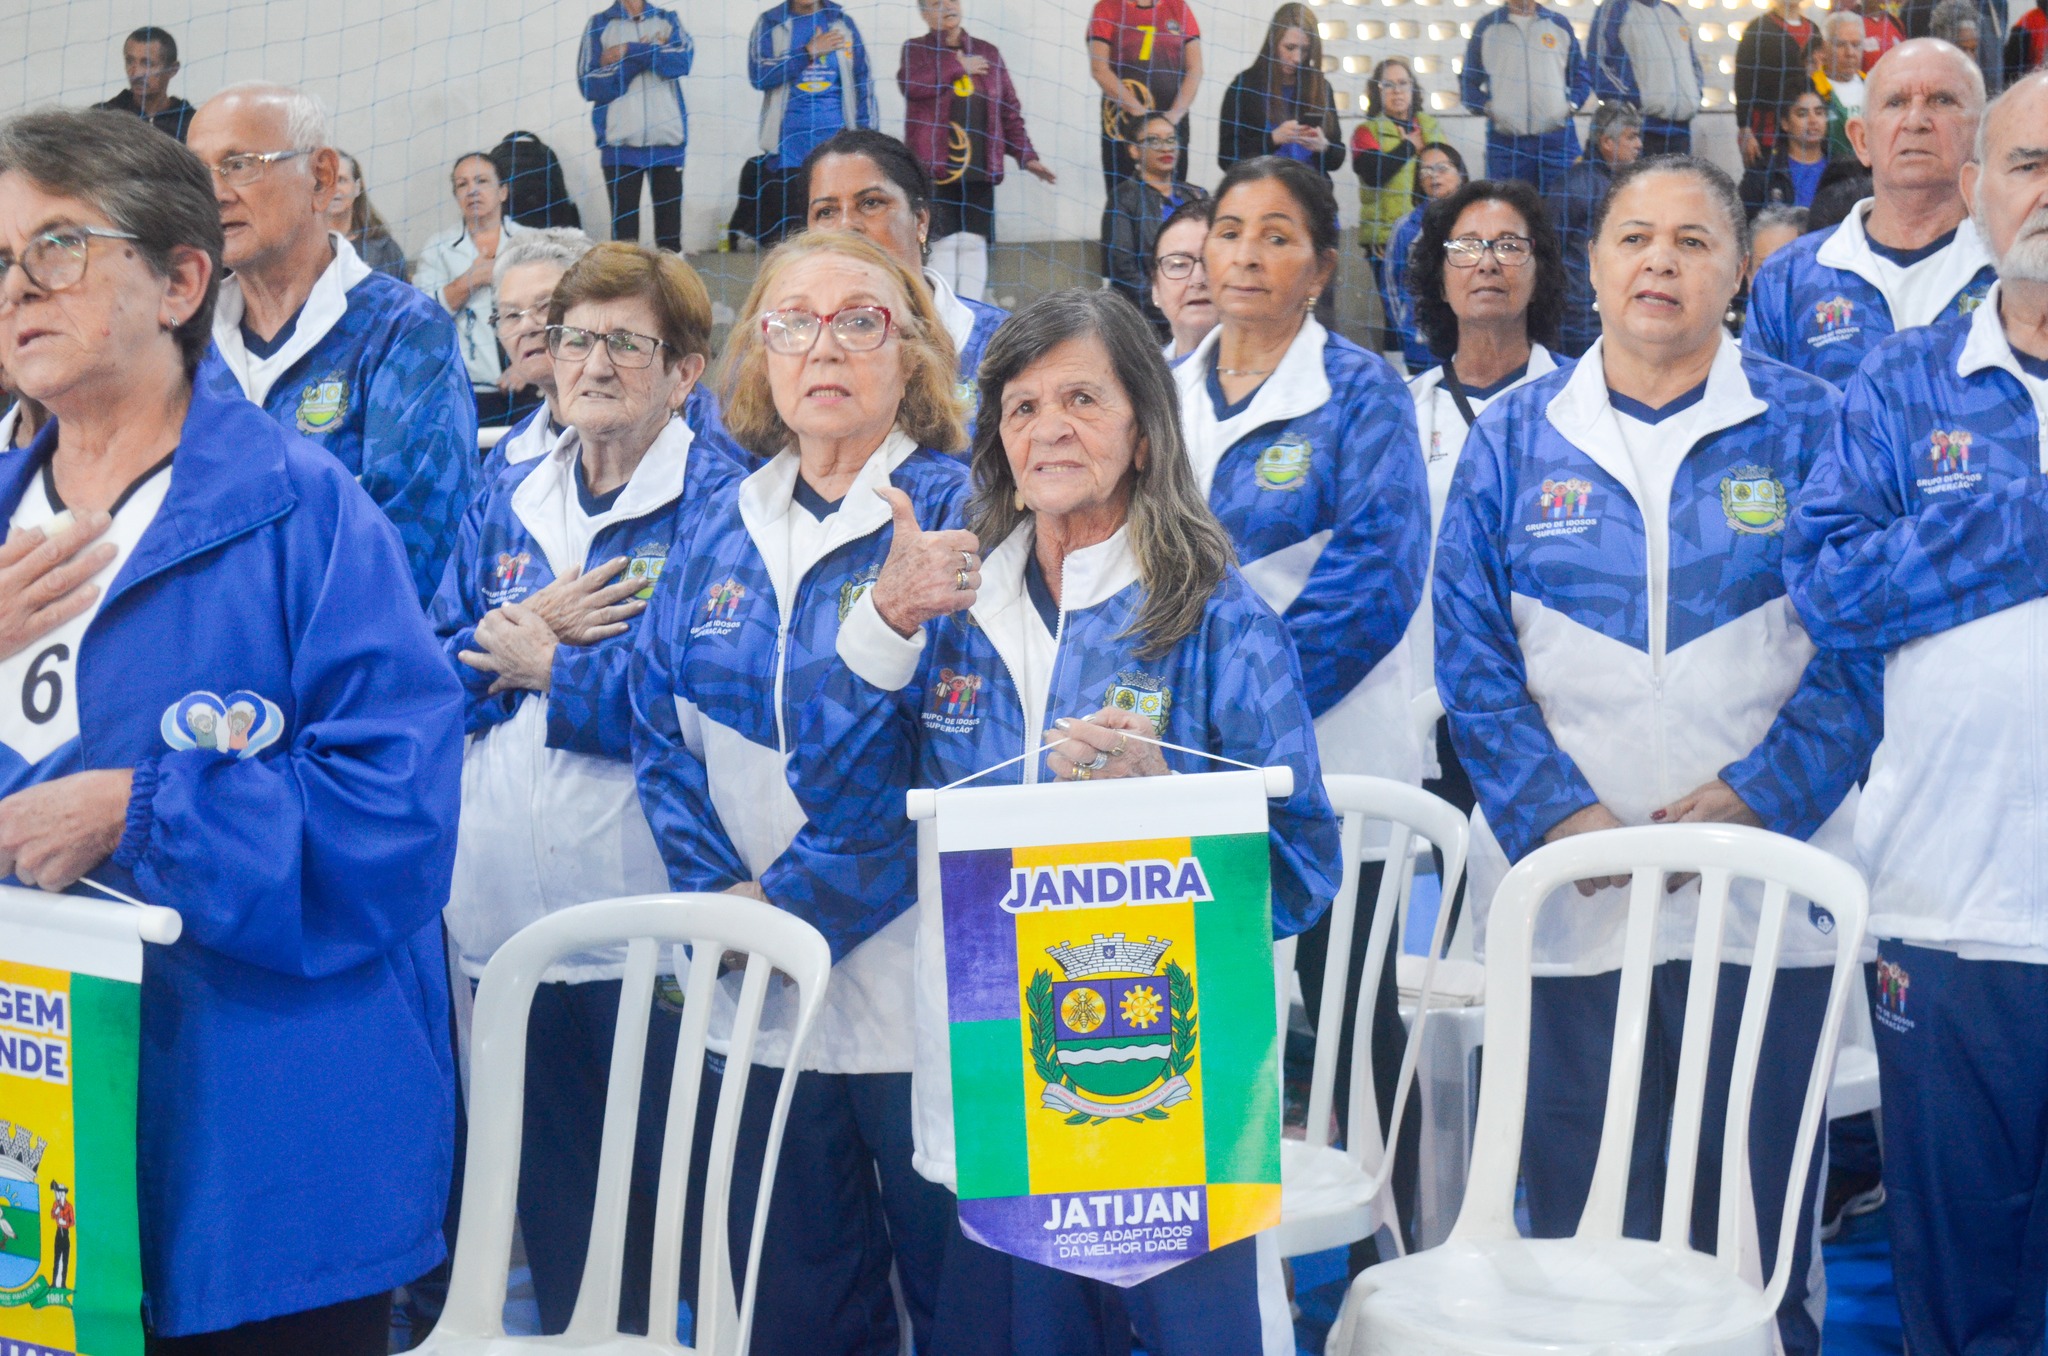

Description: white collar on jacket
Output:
[1545,331,1764,498]
[212,232,374,406]
[500,408,559,467]
[739,429,920,605]
[1408,343,1559,402]
[1174,315,1335,495]
[1958,283,2048,472]
[977,518,1141,624]
[511,414,697,574]
[1814,199,1992,331]
[924,268,977,354]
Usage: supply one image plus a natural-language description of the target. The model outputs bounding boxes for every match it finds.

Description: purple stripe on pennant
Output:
[941,848,1020,1023]
[958,1188,1214,1288]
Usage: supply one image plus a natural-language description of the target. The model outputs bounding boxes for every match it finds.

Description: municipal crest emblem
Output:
[1104,669,1172,736]
[0,1154,42,1295]
[159,690,286,759]
[839,565,881,621]
[955,377,980,422]
[1027,933,1196,1124]
[1956,283,1990,315]
[1929,429,1973,474]
[623,542,667,601]
[294,377,348,434]
[1719,465,1786,534]
[1254,436,1312,491]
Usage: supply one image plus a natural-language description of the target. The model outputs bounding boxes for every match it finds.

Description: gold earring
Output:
[1013,486,1027,511]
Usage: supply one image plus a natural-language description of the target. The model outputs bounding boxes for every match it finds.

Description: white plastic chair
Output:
[1827,978,1881,1121]
[1327,824,1869,1356]
[479,425,510,453]
[417,894,833,1356]
[1275,775,1468,1259]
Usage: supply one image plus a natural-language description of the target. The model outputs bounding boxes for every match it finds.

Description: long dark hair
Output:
[970,290,1234,659]
[338,151,397,248]
[1251,4,1333,127]
[1409,179,1564,359]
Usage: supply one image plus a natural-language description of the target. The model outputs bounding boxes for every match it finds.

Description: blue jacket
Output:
[1742,206,1997,389]
[1545,156,1612,357]
[1386,205,1434,375]
[1784,295,2048,954]
[748,0,878,164]
[927,268,1006,444]
[479,384,750,486]
[1435,337,1878,973]
[630,434,970,1071]
[1462,4,1593,136]
[578,1,694,167]
[1173,319,1432,782]
[1589,0,1703,132]
[208,237,478,606]
[431,418,738,980]
[0,383,463,1334]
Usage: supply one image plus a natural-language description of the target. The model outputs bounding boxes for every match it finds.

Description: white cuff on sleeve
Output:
[837,588,926,692]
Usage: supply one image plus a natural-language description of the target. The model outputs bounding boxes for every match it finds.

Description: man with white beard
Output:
[1785,70,2048,1356]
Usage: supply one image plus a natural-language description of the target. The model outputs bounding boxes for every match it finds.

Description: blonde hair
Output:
[718,230,966,458]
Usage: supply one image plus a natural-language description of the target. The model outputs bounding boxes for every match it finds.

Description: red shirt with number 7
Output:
[1087,0,1201,106]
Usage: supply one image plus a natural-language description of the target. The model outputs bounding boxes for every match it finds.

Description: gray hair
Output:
[494,226,596,289]
[0,108,222,376]
[1929,0,1981,41]
[968,289,1235,660]
[210,82,332,151]
[1824,11,1865,38]
[1754,204,1810,237]
[1590,100,1644,153]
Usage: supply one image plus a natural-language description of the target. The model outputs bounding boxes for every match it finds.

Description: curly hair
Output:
[717,230,966,458]
[1408,179,1564,360]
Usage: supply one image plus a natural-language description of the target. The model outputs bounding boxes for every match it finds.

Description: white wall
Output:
[7,0,1747,255]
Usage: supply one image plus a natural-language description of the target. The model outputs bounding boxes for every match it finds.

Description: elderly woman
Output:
[1386,141,1469,372]
[1151,195,1217,362]
[1172,157,1430,1221]
[802,128,1008,422]
[828,286,1339,1354]
[1404,177,1565,811]
[414,152,530,424]
[629,229,972,1356]
[0,109,461,1353]
[1433,156,1880,1356]
[479,226,597,476]
[430,241,734,1336]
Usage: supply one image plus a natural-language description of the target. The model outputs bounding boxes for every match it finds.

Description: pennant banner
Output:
[0,886,169,1356]
[934,770,1281,1286]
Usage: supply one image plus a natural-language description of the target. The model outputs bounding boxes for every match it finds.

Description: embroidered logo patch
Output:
[1254,436,1311,491]
[294,377,348,434]
[1808,296,1862,350]
[838,565,881,622]
[1104,669,1172,737]
[1524,477,1596,538]
[692,577,747,639]
[923,667,984,735]
[623,541,668,601]
[1719,466,1787,535]
[1540,29,1559,46]
[160,690,285,758]
[1916,429,1982,496]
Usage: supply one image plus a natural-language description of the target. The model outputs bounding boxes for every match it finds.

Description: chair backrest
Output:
[1452,825,1869,1312]
[1304,776,1471,1198]
[430,894,832,1355]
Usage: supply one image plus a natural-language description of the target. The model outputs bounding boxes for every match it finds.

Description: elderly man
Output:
[93,26,194,143]
[187,84,477,606]
[1814,12,1869,158]
[1545,99,1642,355]
[1461,0,1592,192]
[1785,70,2048,1356]
[1744,39,1995,388]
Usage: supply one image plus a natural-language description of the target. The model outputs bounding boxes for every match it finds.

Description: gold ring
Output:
[1111,735,1129,759]
[1073,763,1092,780]
[954,569,972,591]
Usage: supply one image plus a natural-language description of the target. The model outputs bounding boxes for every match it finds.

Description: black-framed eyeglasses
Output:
[1154,252,1204,280]
[208,149,310,188]
[1134,135,1179,149]
[760,306,894,356]
[491,304,546,331]
[1444,234,1534,267]
[0,226,141,294]
[545,324,671,368]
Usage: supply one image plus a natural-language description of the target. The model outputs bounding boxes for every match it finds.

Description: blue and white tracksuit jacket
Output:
[431,417,738,982]
[827,520,1341,1185]
[1173,318,1433,783]
[630,433,970,1070]
[1589,0,1703,142]
[578,0,694,169]
[1462,5,1592,180]
[0,382,463,1335]
[1434,336,1880,974]
[748,0,878,164]
[928,267,1006,442]
[208,233,478,607]
[1785,291,2048,958]
[1743,202,1996,390]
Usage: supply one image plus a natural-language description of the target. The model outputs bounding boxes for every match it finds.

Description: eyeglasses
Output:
[1418,161,1459,177]
[0,226,140,294]
[1443,234,1534,267]
[1134,135,1179,149]
[208,149,311,188]
[545,324,671,368]
[491,304,546,331]
[760,306,894,356]
[1154,252,1204,280]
